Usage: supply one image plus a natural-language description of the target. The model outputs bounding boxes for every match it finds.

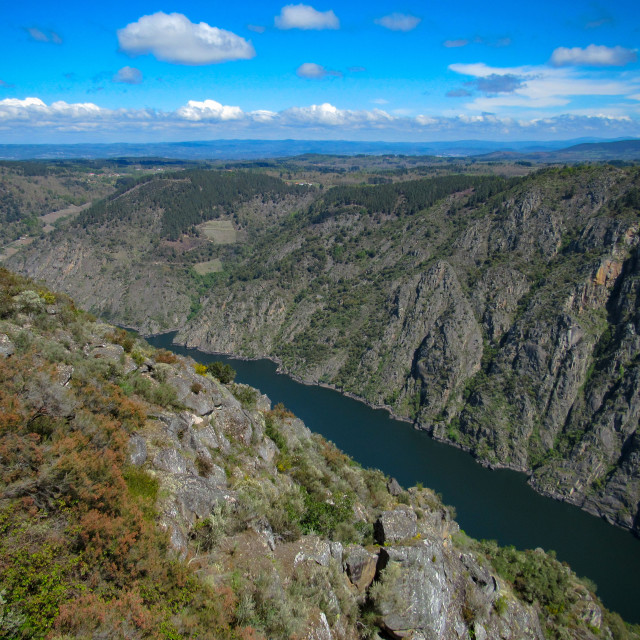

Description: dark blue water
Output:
[147,332,640,622]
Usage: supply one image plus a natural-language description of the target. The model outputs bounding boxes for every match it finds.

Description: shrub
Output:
[154,349,177,364]
[107,328,135,353]
[232,385,257,410]
[196,454,213,477]
[207,361,236,384]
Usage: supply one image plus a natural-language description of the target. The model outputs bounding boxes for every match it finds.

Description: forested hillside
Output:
[7,162,640,535]
[0,161,113,245]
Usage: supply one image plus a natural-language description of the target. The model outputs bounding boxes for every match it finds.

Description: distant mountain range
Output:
[478,139,640,162]
[0,137,638,161]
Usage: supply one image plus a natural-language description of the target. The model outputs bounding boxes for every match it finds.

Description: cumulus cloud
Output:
[117,12,255,65]
[175,99,244,121]
[26,27,62,44]
[275,4,339,30]
[443,39,468,48]
[1,96,640,142]
[112,66,143,85]
[296,62,341,78]
[280,103,393,127]
[550,44,637,67]
[0,98,107,125]
[375,13,421,32]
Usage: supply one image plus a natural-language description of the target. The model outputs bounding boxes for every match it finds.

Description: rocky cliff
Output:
[1,267,637,639]
[7,164,640,534]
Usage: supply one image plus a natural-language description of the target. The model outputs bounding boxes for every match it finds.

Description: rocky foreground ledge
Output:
[0,267,638,639]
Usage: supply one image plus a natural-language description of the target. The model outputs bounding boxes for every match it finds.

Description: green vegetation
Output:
[207,361,237,384]
[74,168,304,240]
[1,266,639,640]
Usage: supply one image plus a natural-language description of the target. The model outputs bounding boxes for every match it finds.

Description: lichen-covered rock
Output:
[83,342,125,361]
[154,448,189,475]
[388,477,403,496]
[375,509,418,544]
[344,545,378,591]
[166,368,226,416]
[375,543,451,639]
[129,434,147,467]
[0,333,14,357]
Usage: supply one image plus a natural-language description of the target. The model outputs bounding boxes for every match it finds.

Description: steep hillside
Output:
[0,161,114,247]
[1,267,638,640]
[8,168,313,333]
[8,164,640,533]
[176,164,640,533]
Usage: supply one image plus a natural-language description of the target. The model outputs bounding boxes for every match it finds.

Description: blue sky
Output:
[1,0,639,142]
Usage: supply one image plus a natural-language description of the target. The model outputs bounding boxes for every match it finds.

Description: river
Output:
[146,331,640,623]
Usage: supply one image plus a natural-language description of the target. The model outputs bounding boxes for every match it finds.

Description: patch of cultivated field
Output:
[199,219,237,244]
[193,259,223,275]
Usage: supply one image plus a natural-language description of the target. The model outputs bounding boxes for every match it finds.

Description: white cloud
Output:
[249,110,277,122]
[113,66,143,85]
[375,13,421,32]
[274,4,339,30]
[296,63,341,78]
[449,62,524,77]
[117,12,255,65]
[449,61,640,112]
[372,98,389,104]
[550,45,637,67]
[297,63,326,78]
[1,97,639,141]
[175,99,244,121]
[280,103,393,127]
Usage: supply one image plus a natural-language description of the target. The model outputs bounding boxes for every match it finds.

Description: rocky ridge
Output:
[1,268,637,639]
[7,164,640,534]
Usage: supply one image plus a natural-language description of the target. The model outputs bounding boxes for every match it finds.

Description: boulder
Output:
[375,508,418,544]
[84,343,125,361]
[55,363,74,386]
[129,435,147,467]
[293,537,332,567]
[388,477,403,496]
[165,369,233,417]
[0,334,15,358]
[154,448,188,475]
[374,544,450,639]
[344,545,379,591]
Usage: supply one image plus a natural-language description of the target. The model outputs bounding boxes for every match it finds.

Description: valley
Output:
[4,153,640,538]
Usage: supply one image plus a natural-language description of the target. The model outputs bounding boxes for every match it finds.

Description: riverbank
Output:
[146,330,640,623]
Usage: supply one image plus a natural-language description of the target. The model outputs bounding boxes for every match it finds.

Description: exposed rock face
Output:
[0,273,626,640]
[175,166,640,533]
[373,541,543,640]
[375,509,418,544]
[8,164,640,532]
[344,545,378,591]
[0,333,14,357]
